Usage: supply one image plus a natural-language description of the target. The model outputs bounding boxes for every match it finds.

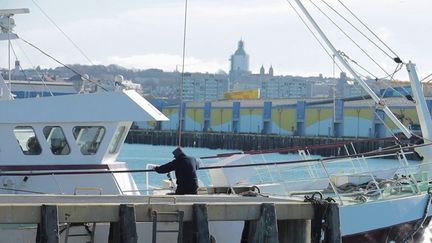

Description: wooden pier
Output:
[126,129,397,157]
[0,195,341,243]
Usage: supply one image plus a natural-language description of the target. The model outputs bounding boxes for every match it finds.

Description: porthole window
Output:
[14,126,42,155]
[73,126,105,155]
[43,126,70,155]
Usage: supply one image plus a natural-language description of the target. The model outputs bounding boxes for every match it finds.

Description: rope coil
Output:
[304,193,335,243]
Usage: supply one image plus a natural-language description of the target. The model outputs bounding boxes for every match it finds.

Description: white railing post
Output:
[319,159,343,205]
[146,164,159,196]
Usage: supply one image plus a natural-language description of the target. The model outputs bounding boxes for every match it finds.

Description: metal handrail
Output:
[242,147,428,204]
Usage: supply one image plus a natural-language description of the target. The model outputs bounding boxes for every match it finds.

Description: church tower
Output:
[229,40,250,83]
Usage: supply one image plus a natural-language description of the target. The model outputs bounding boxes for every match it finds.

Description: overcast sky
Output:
[1,0,432,80]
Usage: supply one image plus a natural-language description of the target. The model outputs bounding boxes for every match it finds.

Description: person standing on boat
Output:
[154,147,199,195]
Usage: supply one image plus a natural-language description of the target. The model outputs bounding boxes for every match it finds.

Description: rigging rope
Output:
[401,188,432,243]
[30,0,94,65]
[287,0,412,119]
[304,192,335,243]
[309,0,393,78]
[10,41,54,96]
[309,1,411,99]
[319,0,399,62]
[285,0,344,74]
[9,44,27,80]
[19,37,108,91]
[335,0,401,60]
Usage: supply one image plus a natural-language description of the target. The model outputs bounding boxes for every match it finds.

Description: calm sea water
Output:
[118,144,421,192]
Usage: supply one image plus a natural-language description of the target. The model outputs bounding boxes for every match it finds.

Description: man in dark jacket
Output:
[154,147,199,195]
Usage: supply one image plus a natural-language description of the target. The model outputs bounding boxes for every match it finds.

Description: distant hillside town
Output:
[1,39,427,103]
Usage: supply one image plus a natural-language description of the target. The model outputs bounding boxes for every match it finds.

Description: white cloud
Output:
[101,54,228,73]
[376,27,392,42]
[4,0,432,79]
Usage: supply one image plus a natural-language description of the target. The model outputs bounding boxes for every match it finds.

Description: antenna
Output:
[0,8,29,40]
[0,8,30,100]
[0,8,30,16]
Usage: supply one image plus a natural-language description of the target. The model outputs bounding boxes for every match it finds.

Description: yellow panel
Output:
[404,108,419,124]
[306,108,332,126]
[222,109,232,122]
[272,108,296,131]
[224,89,260,99]
[186,108,204,123]
[163,108,178,117]
[240,108,262,116]
[147,121,157,127]
[386,108,420,128]
[345,108,373,120]
[361,109,374,120]
[211,108,233,125]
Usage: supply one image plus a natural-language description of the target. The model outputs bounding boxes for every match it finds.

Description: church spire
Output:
[260,65,265,75]
[269,65,274,76]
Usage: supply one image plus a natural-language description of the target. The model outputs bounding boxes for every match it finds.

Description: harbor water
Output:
[119,144,421,194]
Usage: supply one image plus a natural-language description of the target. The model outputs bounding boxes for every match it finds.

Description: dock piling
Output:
[193,204,210,243]
[325,203,341,243]
[108,204,138,243]
[241,203,279,243]
[278,219,311,243]
[36,204,59,243]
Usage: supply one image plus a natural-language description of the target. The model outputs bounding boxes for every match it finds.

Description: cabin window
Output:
[43,126,70,155]
[73,126,105,155]
[14,126,42,155]
[108,126,126,154]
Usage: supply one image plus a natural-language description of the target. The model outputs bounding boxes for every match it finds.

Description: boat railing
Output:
[223,145,429,205]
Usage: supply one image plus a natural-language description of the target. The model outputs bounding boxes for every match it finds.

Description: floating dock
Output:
[0,194,341,243]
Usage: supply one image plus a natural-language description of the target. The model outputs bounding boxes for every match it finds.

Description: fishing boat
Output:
[185,1,432,242]
[1,2,432,243]
[0,8,171,242]
[144,0,432,242]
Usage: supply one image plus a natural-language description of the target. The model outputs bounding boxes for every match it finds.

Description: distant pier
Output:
[126,129,397,157]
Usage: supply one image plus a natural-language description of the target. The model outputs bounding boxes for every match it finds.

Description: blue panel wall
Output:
[179,102,186,131]
[203,102,211,132]
[374,109,386,138]
[334,99,344,136]
[232,101,240,133]
[296,101,306,136]
[262,101,272,134]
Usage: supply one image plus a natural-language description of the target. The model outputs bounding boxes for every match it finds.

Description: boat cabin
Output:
[0,90,168,194]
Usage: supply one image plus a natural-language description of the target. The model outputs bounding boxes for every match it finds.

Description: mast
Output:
[406,62,432,161]
[178,0,189,147]
[291,0,412,138]
[0,8,29,100]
